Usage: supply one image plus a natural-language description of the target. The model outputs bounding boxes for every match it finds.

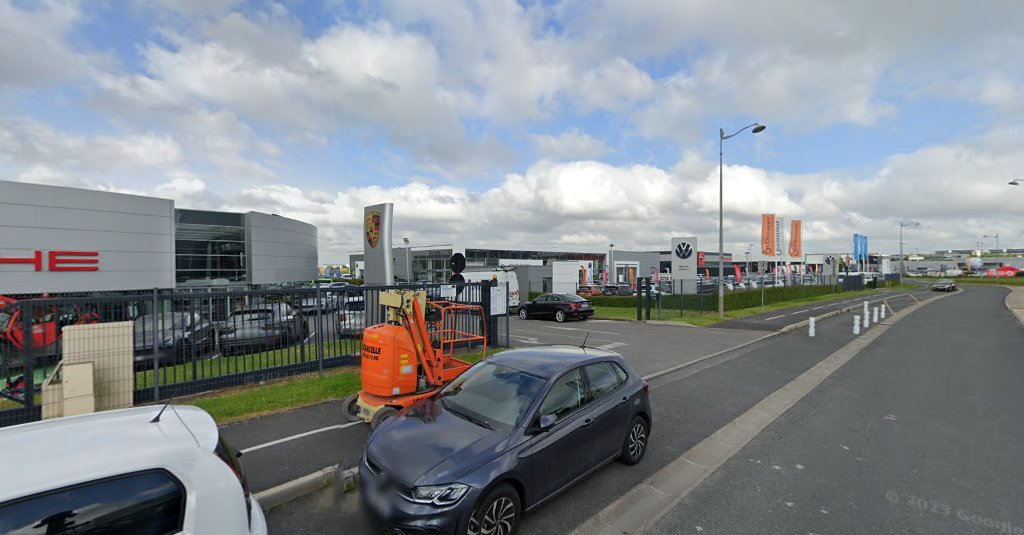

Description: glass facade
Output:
[411,248,453,282]
[174,209,248,285]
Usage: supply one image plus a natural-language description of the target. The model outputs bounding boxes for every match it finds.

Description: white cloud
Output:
[533,130,609,159]
[0,0,87,88]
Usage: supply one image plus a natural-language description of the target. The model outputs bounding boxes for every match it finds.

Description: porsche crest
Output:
[365,211,381,248]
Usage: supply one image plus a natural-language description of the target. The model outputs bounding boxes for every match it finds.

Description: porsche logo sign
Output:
[365,211,382,249]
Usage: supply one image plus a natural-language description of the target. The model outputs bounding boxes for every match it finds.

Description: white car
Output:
[0,405,267,535]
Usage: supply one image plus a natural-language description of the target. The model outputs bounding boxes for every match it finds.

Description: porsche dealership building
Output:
[0,180,318,295]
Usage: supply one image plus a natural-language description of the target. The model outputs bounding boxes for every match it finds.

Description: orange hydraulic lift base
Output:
[343,291,487,429]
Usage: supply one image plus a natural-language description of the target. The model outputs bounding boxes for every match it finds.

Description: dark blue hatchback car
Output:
[360,345,652,535]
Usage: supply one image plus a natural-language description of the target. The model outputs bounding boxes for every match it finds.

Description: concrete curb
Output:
[255,465,359,511]
[1005,286,1024,328]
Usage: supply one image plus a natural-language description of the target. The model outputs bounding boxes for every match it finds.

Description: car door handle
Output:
[582,418,593,427]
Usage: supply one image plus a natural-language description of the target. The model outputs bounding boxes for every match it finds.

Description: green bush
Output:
[593,285,845,312]
[528,291,545,301]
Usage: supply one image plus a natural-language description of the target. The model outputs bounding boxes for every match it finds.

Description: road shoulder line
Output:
[569,290,956,535]
[1005,286,1024,328]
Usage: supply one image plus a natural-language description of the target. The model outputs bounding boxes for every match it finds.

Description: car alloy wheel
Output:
[468,486,519,535]
[519,308,528,320]
[620,416,649,465]
[554,310,566,323]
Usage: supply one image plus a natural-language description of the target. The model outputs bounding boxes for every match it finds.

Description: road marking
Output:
[512,336,541,344]
[240,422,363,454]
[811,306,827,310]
[789,310,809,315]
[574,292,952,535]
[595,341,628,351]
[546,326,619,335]
[764,314,787,320]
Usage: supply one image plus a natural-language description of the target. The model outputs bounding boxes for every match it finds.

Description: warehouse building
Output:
[0,180,318,294]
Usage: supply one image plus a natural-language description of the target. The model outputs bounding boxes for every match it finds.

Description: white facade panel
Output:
[246,212,318,285]
[1,180,175,293]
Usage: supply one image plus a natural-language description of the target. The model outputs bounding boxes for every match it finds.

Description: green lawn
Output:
[136,339,361,388]
[188,347,502,425]
[594,287,898,326]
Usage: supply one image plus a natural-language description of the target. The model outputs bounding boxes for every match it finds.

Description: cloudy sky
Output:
[2,0,1023,263]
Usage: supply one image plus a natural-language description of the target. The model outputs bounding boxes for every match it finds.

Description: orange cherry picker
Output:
[342,290,487,429]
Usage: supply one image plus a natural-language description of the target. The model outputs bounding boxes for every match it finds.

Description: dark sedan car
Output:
[360,346,652,535]
[932,279,957,292]
[518,294,593,322]
[218,303,308,356]
[132,312,214,366]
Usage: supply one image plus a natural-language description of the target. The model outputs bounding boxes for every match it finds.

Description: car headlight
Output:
[402,483,470,506]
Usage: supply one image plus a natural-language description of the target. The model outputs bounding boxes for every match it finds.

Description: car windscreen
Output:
[133,313,190,331]
[564,294,587,302]
[439,362,546,431]
[343,300,365,311]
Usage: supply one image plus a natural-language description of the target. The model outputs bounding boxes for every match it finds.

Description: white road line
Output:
[764,314,787,321]
[594,341,628,351]
[789,310,809,315]
[546,326,619,335]
[241,421,363,454]
[811,306,827,310]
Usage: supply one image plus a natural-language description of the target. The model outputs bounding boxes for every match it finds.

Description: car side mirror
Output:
[538,413,557,431]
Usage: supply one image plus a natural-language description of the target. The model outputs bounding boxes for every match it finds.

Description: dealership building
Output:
[0,180,318,295]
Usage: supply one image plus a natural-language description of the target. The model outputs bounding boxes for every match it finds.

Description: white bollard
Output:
[881,305,887,319]
[863,309,870,328]
[854,315,861,335]
[873,306,879,323]
[809,317,816,337]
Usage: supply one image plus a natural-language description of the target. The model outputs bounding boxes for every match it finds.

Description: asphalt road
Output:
[649,285,1024,534]
[224,316,768,492]
[262,288,941,534]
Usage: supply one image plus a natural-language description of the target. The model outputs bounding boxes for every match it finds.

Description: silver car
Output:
[336,297,368,339]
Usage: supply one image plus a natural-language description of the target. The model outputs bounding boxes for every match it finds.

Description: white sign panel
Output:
[490,286,508,316]
[671,236,698,281]
[440,285,456,299]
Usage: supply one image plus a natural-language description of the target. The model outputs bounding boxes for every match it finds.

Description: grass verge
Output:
[594,287,892,326]
[188,347,502,425]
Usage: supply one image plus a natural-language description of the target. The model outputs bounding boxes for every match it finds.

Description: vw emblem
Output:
[674,242,694,259]
[825,255,837,265]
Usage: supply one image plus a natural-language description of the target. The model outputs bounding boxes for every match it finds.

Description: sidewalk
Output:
[1006,286,1024,327]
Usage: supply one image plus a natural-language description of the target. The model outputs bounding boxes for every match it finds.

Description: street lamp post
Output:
[719,123,766,318]
[898,221,919,285]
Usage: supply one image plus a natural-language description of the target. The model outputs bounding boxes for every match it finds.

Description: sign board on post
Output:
[363,203,394,284]
[671,237,698,285]
[490,285,507,316]
[761,214,776,256]
[789,220,802,258]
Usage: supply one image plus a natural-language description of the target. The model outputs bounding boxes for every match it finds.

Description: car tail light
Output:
[571,303,579,309]
[642,378,649,396]
[215,435,252,526]
[338,312,347,321]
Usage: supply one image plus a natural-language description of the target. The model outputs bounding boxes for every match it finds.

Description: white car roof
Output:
[0,405,218,502]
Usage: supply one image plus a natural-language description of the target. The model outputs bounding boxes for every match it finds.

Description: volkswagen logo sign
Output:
[825,255,837,265]
[674,242,694,259]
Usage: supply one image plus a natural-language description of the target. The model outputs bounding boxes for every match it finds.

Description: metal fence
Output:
[0,281,495,428]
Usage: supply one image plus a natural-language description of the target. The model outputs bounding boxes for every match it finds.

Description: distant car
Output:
[360,346,651,535]
[133,311,215,366]
[602,284,622,296]
[337,296,368,339]
[0,405,266,535]
[932,279,957,292]
[219,303,308,356]
[576,285,603,297]
[519,294,594,322]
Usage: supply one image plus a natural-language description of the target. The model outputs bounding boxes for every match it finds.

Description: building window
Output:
[175,210,247,286]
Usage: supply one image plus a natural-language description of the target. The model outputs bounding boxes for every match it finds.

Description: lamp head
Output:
[751,124,766,134]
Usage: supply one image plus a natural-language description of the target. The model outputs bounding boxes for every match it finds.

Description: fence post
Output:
[152,288,160,402]
[505,281,511,348]
[636,281,642,321]
[21,301,35,410]
[316,284,324,377]
[645,279,652,321]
